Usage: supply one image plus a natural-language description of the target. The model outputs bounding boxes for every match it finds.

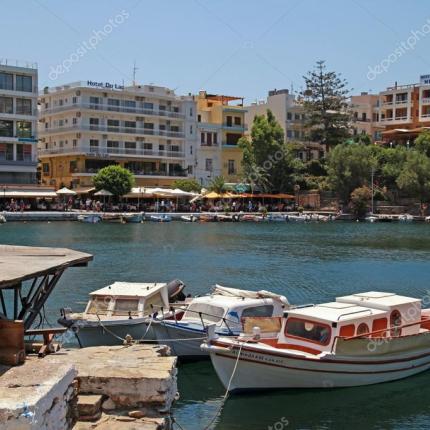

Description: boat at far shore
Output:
[58,279,187,347]
[203,291,430,392]
[77,214,102,223]
[150,214,172,222]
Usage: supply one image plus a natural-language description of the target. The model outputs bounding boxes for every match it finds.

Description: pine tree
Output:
[302,60,351,149]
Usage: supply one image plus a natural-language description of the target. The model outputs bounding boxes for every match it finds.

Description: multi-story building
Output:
[377,75,430,145]
[0,61,38,184]
[196,91,246,185]
[38,81,197,189]
[350,92,384,142]
[245,89,324,161]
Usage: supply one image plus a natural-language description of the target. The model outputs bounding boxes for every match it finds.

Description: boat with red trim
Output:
[202,291,430,391]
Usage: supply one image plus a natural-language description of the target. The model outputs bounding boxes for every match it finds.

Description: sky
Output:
[2,0,430,102]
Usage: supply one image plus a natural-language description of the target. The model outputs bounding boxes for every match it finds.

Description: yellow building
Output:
[195,91,246,185]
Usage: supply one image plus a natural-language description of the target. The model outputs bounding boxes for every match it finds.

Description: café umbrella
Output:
[56,187,76,209]
[94,189,113,208]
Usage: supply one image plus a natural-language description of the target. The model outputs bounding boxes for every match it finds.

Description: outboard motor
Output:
[167,279,187,302]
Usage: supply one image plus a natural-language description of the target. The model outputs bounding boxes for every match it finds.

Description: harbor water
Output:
[1,221,430,429]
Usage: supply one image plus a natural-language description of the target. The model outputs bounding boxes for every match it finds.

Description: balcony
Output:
[72,168,187,178]
[39,124,185,139]
[0,159,36,166]
[40,102,185,119]
[38,146,185,159]
[395,99,409,105]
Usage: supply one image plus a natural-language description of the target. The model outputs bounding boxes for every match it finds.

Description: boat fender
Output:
[123,334,133,345]
[252,326,261,341]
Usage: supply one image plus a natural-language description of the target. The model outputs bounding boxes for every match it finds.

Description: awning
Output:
[74,187,95,194]
[1,191,58,198]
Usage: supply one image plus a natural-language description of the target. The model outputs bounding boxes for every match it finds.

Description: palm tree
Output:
[208,176,226,194]
[243,163,271,194]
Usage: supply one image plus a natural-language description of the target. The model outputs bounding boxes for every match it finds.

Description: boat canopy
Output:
[90,282,170,308]
[213,284,289,306]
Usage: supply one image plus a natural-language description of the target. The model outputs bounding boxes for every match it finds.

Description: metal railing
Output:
[40,102,185,119]
[39,124,185,138]
[73,168,187,177]
[38,146,185,158]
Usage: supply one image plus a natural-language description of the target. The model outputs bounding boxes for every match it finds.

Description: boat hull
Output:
[68,319,155,347]
[204,340,430,391]
[152,322,209,358]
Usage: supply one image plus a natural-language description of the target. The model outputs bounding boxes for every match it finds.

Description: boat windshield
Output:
[285,317,331,345]
[183,303,225,324]
[87,296,111,315]
[112,298,140,316]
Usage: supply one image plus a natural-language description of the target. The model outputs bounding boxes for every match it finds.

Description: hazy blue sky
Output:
[3,0,430,102]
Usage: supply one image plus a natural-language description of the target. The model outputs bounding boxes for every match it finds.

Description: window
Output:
[287,112,292,120]
[285,318,331,345]
[107,98,120,110]
[339,324,355,337]
[124,100,136,109]
[356,323,370,336]
[89,96,100,105]
[124,121,136,128]
[183,303,225,324]
[0,120,13,137]
[107,140,119,148]
[89,139,99,151]
[171,145,180,152]
[201,132,205,144]
[286,130,293,138]
[72,96,77,104]
[159,144,165,151]
[143,143,153,150]
[189,107,193,117]
[16,75,32,92]
[294,113,300,120]
[89,117,99,130]
[228,159,235,175]
[42,163,50,173]
[241,305,274,319]
[143,102,153,110]
[16,98,32,115]
[0,143,13,160]
[16,121,32,138]
[234,116,241,126]
[226,133,240,145]
[113,299,139,316]
[0,97,13,114]
[226,116,232,126]
[390,310,402,337]
[206,133,212,146]
[205,158,213,172]
[107,119,119,130]
[87,297,111,315]
[190,125,193,134]
[0,72,13,90]
[197,114,201,122]
[159,105,166,111]
[72,139,77,147]
[144,122,154,129]
[69,160,77,173]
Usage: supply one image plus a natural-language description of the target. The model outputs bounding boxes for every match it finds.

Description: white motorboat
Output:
[426,216,430,223]
[150,214,172,222]
[152,285,290,359]
[398,214,414,223]
[122,212,144,223]
[58,279,187,347]
[77,214,102,223]
[0,214,6,224]
[202,291,430,391]
[181,215,199,222]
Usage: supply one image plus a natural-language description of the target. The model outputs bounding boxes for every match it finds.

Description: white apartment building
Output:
[245,89,324,161]
[38,81,197,189]
[0,61,38,184]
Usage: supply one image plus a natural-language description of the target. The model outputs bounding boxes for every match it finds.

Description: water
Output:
[1,221,430,429]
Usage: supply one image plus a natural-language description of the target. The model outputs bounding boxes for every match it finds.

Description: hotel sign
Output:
[86,80,124,90]
[420,74,430,85]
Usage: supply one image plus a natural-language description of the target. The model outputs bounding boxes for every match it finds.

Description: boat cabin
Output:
[336,291,421,336]
[78,282,171,320]
[180,288,287,330]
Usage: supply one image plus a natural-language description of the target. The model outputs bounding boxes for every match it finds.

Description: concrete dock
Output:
[0,344,178,430]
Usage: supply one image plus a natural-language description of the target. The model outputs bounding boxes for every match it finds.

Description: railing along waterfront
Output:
[73,168,187,177]
[40,102,185,119]
[38,146,185,158]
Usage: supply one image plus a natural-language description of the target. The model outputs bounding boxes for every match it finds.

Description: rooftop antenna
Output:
[290,82,294,94]
[132,60,138,86]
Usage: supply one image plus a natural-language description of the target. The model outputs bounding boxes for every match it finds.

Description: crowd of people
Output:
[1,197,295,213]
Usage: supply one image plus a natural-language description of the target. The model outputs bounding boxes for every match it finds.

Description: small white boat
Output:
[203,291,430,392]
[0,214,6,224]
[365,215,378,223]
[267,214,286,222]
[150,214,172,222]
[77,214,102,223]
[58,279,187,347]
[122,212,144,223]
[285,214,307,222]
[152,285,290,359]
[181,215,199,222]
[239,214,267,222]
[425,216,430,223]
[398,214,414,223]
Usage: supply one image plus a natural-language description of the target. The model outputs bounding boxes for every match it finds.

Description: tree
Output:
[350,186,372,218]
[93,165,134,197]
[173,178,201,193]
[397,150,430,203]
[414,130,430,157]
[327,143,376,202]
[208,176,226,193]
[302,60,351,149]
[239,110,300,193]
